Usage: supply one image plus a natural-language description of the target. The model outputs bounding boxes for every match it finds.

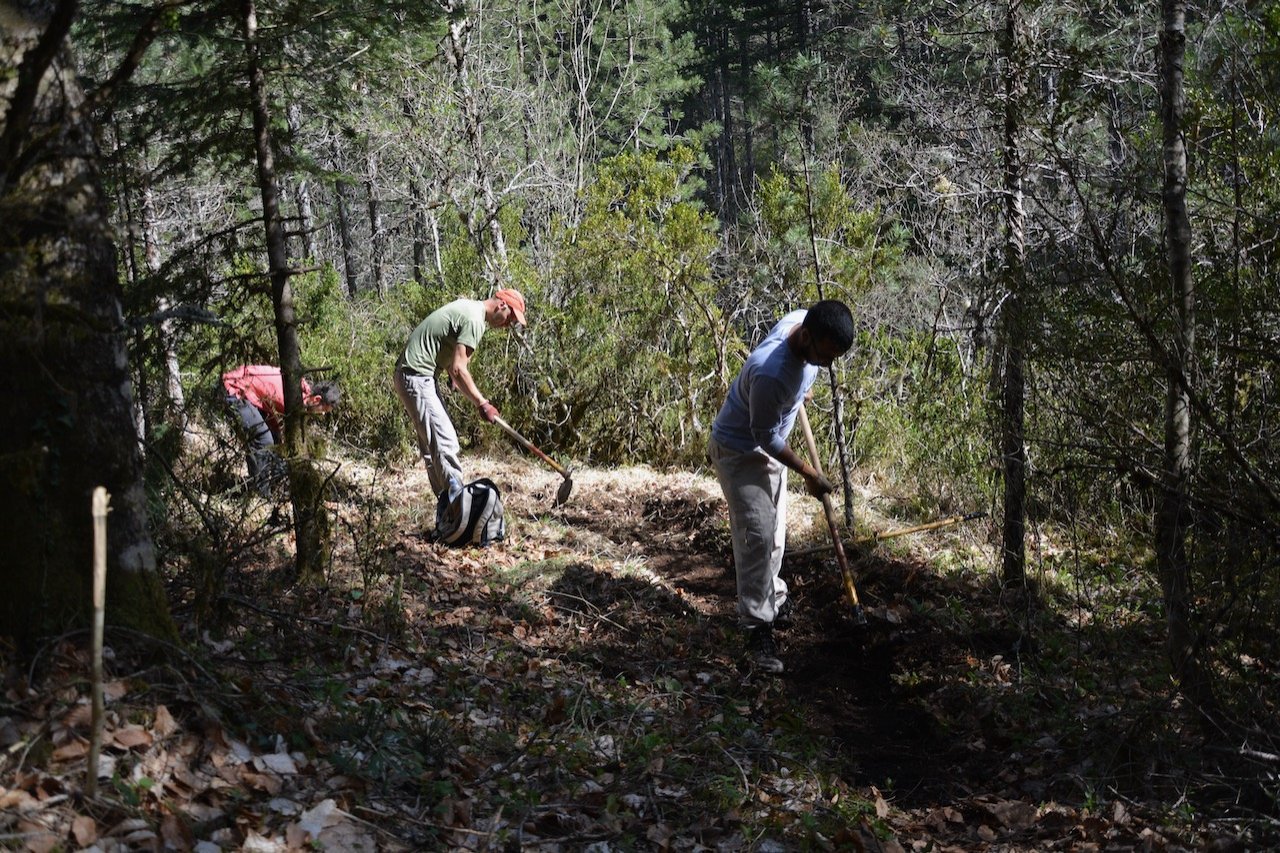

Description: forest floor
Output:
[1,450,1268,851]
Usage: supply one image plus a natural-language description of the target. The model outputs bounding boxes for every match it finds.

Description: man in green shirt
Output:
[394,289,527,496]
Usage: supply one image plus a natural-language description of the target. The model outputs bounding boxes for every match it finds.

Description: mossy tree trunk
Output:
[0,0,175,647]
[242,0,330,583]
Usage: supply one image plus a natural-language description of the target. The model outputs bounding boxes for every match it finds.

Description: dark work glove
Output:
[479,401,500,423]
[803,470,834,499]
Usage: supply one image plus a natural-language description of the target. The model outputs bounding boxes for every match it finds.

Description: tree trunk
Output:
[286,103,317,262]
[410,175,428,285]
[107,125,149,443]
[444,2,509,282]
[429,210,445,285]
[112,136,184,451]
[0,0,174,645]
[403,98,429,285]
[141,180,186,432]
[242,0,330,582]
[717,38,738,219]
[1155,0,1213,714]
[365,144,385,295]
[330,137,360,298]
[999,0,1027,586]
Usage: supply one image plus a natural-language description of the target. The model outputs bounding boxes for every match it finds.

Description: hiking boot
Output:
[774,597,795,630]
[745,626,784,674]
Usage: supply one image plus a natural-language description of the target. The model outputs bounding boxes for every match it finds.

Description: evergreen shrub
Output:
[293,268,422,460]
[849,330,992,516]
[541,147,730,467]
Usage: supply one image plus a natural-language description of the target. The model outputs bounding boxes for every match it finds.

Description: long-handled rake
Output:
[796,403,867,626]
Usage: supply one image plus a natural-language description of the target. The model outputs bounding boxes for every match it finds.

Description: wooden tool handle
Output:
[796,404,862,608]
[493,416,571,478]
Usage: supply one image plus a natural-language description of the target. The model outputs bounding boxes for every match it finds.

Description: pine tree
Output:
[1,0,175,645]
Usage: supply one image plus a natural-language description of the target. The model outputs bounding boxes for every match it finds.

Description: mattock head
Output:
[554,469,575,506]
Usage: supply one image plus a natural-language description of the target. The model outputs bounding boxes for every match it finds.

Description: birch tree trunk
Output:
[443,1,509,281]
[0,0,174,644]
[242,0,329,582]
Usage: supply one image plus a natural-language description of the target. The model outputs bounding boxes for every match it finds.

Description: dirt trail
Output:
[464,456,980,806]
[0,451,1229,851]
[446,456,1197,849]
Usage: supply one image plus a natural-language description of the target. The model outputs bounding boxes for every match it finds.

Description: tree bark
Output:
[286,103,317,262]
[410,175,428,285]
[998,0,1027,586]
[330,136,360,297]
[716,36,738,219]
[1156,0,1214,714]
[107,124,149,443]
[242,0,330,582]
[443,1,509,282]
[0,0,174,645]
[141,179,186,433]
[403,98,429,285]
[364,141,385,295]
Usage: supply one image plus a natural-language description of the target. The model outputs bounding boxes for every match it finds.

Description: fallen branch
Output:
[786,512,987,559]
[219,594,419,656]
[1222,745,1280,765]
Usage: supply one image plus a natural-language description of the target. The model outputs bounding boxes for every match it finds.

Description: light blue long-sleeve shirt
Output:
[711,310,819,456]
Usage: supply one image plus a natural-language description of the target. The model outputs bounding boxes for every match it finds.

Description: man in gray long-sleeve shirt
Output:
[708,300,854,673]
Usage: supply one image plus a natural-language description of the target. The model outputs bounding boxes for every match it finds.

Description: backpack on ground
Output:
[433,477,506,547]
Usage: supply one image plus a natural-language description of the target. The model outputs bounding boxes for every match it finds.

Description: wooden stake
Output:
[87,487,109,798]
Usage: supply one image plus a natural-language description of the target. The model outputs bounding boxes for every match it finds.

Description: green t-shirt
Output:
[402,299,487,376]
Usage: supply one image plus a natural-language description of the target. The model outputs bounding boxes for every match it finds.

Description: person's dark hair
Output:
[311,381,341,408]
[802,300,854,351]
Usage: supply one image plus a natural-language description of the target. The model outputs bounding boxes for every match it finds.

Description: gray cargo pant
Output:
[394,365,464,497]
[708,436,789,628]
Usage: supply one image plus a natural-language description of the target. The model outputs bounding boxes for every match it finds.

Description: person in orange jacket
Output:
[221,365,340,495]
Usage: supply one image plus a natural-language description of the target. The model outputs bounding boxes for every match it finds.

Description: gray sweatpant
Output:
[708,435,789,628]
[394,365,464,497]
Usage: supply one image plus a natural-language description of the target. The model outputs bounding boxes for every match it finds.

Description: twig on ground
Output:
[220,593,420,656]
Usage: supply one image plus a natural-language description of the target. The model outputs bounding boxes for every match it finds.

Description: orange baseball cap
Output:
[495,288,527,326]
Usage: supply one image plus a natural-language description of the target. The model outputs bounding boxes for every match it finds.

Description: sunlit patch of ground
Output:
[0,448,1253,851]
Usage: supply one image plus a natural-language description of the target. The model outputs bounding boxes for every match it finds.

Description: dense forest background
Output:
[3,0,1280,845]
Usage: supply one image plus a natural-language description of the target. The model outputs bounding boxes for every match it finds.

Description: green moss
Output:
[107,567,179,643]
[289,455,333,584]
